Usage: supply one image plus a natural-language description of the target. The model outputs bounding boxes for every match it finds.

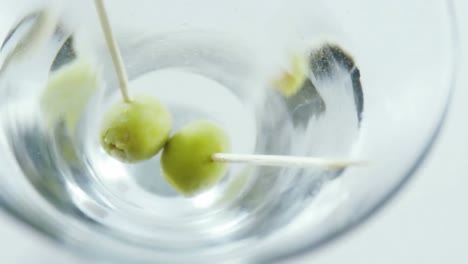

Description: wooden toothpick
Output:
[212,153,367,170]
[94,0,131,102]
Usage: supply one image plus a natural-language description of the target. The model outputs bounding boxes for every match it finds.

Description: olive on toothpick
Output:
[94,0,172,162]
[100,95,172,162]
[161,120,230,196]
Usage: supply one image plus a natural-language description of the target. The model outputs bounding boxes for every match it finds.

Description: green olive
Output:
[100,95,172,162]
[161,120,230,196]
[272,54,308,97]
[41,59,98,133]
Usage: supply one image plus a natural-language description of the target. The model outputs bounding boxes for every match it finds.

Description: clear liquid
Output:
[0,29,362,262]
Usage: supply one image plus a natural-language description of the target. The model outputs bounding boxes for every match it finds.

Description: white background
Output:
[0,0,467,263]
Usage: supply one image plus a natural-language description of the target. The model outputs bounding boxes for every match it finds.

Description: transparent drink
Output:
[0,0,457,263]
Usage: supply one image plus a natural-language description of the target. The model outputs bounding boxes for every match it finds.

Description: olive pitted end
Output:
[100,95,172,162]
